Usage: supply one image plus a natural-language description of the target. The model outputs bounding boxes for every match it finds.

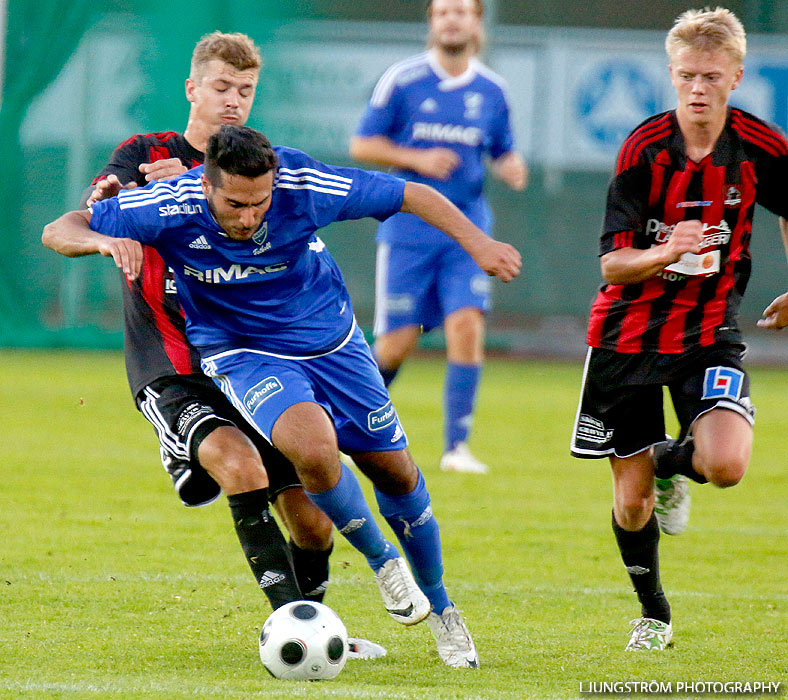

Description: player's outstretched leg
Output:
[306,463,429,626]
[374,468,479,667]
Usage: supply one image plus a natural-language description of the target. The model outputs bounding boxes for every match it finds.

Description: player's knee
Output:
[615,495,653,531]
[695,447,749,488]
[290,509,334,550]
[199,428,266,489]
[705,457,747,488]
[291,439,340,481]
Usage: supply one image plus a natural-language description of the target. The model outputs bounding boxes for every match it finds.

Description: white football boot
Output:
[374,557,430,625]
[427,604,479,668]
[439,443,489,474]
[347,637,387,660]
[654,475,690,535]
[625,617,673,650]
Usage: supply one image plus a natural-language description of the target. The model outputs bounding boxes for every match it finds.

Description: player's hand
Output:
[96,237,143,281]
[472,239,522,283]
[664,220,703,262]
[757,292,788,330]
[86,174,138,207]
[139,158,188,182]
[414,148,460,180]
[494,153,528,191]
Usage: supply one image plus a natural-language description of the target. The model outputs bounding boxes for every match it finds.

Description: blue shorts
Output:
[373,239,492,335]
[200,323,408,453]
[374,198,493,336]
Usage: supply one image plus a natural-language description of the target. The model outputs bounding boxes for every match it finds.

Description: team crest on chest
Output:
[419,98,438,113]
[252,222,271,255]
[463,91,483,119]
[723,185,741,207]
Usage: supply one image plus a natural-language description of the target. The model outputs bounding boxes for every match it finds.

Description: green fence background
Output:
[3,0,788,356]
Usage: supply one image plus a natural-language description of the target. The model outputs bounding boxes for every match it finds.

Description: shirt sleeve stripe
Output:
[277,174,351,190]
[275,182,349,197]
[277,167,353,184]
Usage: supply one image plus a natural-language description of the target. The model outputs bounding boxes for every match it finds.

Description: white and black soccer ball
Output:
[258,601,348,681]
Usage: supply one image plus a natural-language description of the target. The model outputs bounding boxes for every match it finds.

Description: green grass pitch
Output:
[1,350,786,699]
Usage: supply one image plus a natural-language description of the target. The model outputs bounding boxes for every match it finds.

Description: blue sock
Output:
[444,362,481,451]
[374,470,451,613]
[306,464,398,572]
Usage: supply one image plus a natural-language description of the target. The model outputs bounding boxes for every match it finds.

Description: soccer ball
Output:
[258,601,348,680]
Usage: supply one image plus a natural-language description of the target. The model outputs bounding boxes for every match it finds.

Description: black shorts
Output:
[136,374,301,501]
[570,343,755,459]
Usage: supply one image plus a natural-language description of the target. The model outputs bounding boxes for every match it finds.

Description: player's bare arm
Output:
[350,135,459,180]
[490,151,528,191]
[601,220,704,285]
[42,209,142,281]
[757,217,788,330]
[400,181,521,282]
[139,157,189,182]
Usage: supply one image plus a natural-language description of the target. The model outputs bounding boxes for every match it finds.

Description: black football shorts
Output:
[136,374,301,503]
[571,343,755,459]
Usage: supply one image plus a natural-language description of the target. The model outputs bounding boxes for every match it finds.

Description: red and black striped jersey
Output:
[587,108,788,354]
[91,132,205,397]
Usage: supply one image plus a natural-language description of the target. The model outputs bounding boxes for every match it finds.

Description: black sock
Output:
[654,438,707,484]
[227,488,302,609]
[612,510,671,623]
[377,365,399,388]
[289,541,332,603]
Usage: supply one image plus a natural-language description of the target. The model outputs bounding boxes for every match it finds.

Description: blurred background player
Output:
[349,0,527,474]
[570,8,788,650]
[79,31,384,660]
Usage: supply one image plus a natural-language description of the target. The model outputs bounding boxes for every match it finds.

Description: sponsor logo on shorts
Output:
[368,402,397,432]
[243,376,283,414]
[702,366,743,401]
[385,294,414,314]
[576,414,613,445]
[177,402,213,434]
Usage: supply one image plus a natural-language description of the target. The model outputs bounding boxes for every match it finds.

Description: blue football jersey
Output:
[90,146,405,355]
[356,51,515,245]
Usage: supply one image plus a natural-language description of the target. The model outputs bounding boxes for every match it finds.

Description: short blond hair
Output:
[666,7,746,64]
[190,32,262,82]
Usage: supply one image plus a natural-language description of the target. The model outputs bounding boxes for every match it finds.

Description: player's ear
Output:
[185,78,196,102]
[731,65,744,91]
[201,173,212,195]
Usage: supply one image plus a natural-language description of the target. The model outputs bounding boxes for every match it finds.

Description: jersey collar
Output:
[428,49,479,91]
